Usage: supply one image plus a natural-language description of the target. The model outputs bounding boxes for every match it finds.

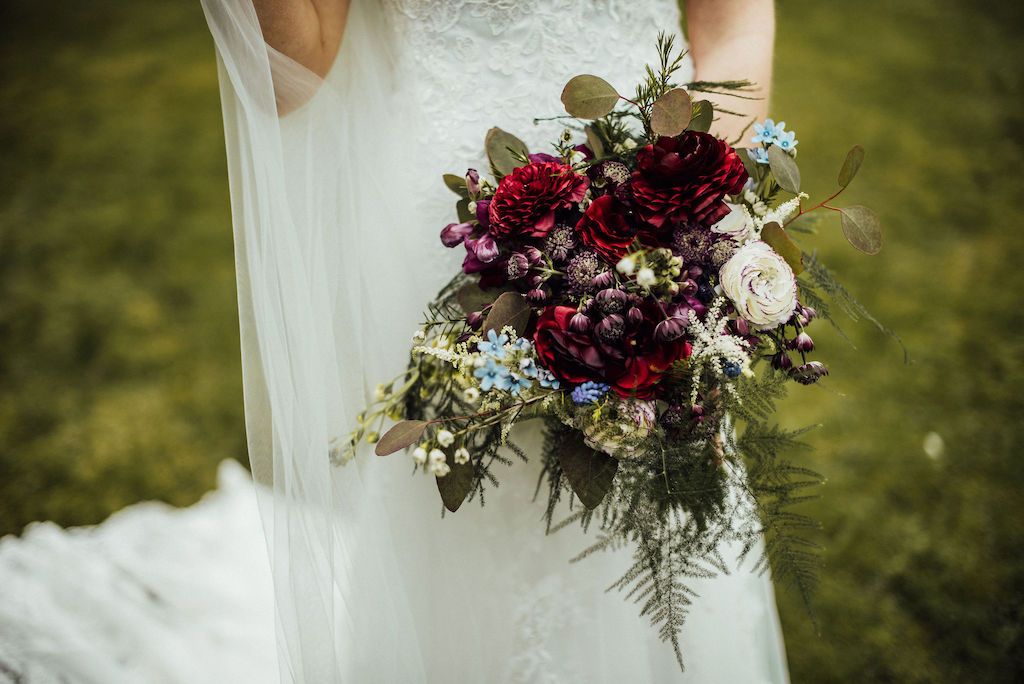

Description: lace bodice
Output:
[381,0,689,171]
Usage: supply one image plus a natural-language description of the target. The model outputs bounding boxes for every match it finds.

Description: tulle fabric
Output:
[201,1,435,680]
[201,1,790,681]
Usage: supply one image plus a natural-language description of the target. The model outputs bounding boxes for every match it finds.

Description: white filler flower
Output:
[719,241,798,330]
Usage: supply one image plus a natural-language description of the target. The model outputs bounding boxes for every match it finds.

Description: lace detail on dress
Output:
[379,0,687,258]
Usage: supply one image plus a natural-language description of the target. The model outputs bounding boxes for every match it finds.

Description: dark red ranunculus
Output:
[630,131,747,233]
[575,195,637,262]
[532,305,690,398]
[488,161,589,240]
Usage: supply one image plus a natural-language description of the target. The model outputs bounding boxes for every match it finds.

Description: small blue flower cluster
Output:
[472,329,559,395]
[748,119,799,165]
[571,381,610,405]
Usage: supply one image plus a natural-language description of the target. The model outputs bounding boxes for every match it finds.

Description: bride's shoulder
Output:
[251,0,350,78]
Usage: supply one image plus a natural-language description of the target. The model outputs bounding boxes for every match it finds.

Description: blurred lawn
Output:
[1,0,1022,681]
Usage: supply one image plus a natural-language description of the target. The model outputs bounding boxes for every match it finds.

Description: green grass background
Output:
[0,1,1021,680]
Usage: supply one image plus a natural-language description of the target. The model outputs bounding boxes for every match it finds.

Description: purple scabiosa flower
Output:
[595,288,628,314]
[569,311,592,333]
[790,361,828,385]
[544,224,577,262]
[506,252,531,280]
[590,271,616,289]
[670,224,714,265]
[565,250,605,296]
[793,332,814,352]
[771,352,793,371]
[571,381,610,405]
[626,306,644,326]
[527,287,548,304]
[594,314,626,343]
[654,315,688,343]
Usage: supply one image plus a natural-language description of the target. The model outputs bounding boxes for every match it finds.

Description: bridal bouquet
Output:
[342,36,893,668]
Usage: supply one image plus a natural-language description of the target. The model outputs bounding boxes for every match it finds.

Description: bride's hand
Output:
[252,0,349,79]
[684,0,775,146]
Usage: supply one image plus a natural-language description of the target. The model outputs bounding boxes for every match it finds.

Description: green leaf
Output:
[560,74,620,119]
[687,100,714,133]
[456,282,498,315]
[375,420,428,456]
[482,292,532,337]
[650,88,692,137]
[443,173,469,199]
[456,198,475,223]
[436,459,474,512]
[837,145,865,188]
[768,145,801,193]
[735,147,757,177]
[557,432,618,510]
[484,127,529,178]
[761,222,804,275]
[585,125,606,159]
[839,205,883,255]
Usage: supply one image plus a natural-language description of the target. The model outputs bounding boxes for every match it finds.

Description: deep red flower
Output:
[575,195,637,262]
[630,132,747,234]
[488,161,589,240]
[532,305,691,399]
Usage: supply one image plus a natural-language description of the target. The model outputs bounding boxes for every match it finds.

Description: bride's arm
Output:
[684,0,775,144]
[252,0,350,78]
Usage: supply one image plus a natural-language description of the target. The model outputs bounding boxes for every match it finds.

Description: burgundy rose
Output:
[488,161,589,240]
[630,131,748,233]
[532,305,690,399]
[575,195,637,262]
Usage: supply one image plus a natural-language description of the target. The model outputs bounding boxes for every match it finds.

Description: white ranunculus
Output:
[719,241,798,330]
[710,203,755,244]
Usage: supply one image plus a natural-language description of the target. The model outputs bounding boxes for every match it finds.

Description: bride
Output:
[202,0,788,681]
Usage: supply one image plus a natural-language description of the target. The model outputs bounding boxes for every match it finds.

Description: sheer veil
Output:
[200,1,431,680]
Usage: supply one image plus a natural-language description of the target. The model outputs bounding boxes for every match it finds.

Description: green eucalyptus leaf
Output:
[456,282,497,315]
[650,88,692,137]
[736,147,757,177]
[456,198,475,223]
[436,458,475,512]
[688,100,714,133]
[838,145,865,188]
[558,432,618,510]
[443,173,470,199]
[484,127,529,178]
[585,125,606,159]
[839,205,883,255]
[768,145,801,193]
[761,222,804,275]
[482,292,532,337]
[375,420,428,456]
[561,74,620,119]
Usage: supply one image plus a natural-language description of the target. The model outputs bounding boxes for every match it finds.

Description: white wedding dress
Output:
[0,2,789,682]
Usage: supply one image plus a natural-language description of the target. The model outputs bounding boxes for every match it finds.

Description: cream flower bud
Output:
[636,267,657,287]
[454,447,470,465]
[428,448,446,465]
[463,386,480,403]
[719,241,798,330]
[437,429,455,447]
[430,461,451,477]
[412,446,428,465]
[616,255,636,275]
